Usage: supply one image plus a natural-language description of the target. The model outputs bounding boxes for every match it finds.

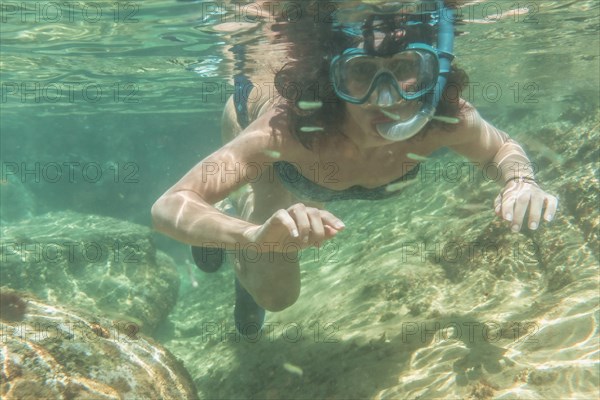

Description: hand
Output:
[243,203,345,251]
[494,180,558,232]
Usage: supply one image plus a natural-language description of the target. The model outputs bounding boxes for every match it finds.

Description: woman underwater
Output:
[152,0,558,335]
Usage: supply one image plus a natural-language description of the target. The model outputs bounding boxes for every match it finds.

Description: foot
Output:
[190,198,235,273]
[234,277,265,337]
[191,246,224,273]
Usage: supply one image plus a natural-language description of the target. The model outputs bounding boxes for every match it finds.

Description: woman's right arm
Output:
[152,119,345,251]
[151,132,269,249]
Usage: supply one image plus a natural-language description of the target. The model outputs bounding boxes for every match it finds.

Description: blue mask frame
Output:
[330,43,448,104]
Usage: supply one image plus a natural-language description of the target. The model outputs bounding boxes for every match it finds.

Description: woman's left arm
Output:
[446,103,558,232]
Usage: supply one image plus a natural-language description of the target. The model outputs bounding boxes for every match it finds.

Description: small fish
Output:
[100,311,144,330]
[283,362,303,377]
[406,152,430,162]
[432,115,460,124]
[300,126,324,133]
[468,19,497,24]
[419,214,443,221]
[385,179,417,192]
[297,101,323,110]
[456,203,489,212]
[161,34,185,42]
[186,262,199,288]
[263,150,281,159]
[380,109,402,121]
[502,8,532,20]
[520,137,564,165]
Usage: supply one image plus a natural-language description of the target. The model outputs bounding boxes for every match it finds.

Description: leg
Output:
[191,246,224,273]
[234,183,301,312]
[190,198,235,272]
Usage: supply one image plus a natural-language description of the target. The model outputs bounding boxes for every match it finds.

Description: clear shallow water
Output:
[1,1,599,399]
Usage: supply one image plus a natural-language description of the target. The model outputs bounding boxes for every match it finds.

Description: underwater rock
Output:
[0,211,179,335]
[525,117,599,260]
[0,290,198,400]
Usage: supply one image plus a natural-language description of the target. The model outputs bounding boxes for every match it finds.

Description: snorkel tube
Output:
[376,1,455,141]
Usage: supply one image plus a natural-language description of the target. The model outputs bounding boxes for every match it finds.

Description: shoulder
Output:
[424,100,486,147]
[221,104,310,165]
[456,100,481,131]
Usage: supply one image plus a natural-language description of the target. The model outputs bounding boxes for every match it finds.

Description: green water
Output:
[1,1,599,399]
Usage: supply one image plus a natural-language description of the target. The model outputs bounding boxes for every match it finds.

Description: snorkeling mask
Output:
[330,43,441,105]
[330,0,455,141]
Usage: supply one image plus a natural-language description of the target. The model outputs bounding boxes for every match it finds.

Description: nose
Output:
[372,82,401,107]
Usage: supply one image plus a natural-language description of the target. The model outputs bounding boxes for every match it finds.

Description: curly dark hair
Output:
[271,0,469,149]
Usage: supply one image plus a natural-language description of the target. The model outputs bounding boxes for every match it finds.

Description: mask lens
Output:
[332,48,439,103]
[389,50,437,98]
[342,57,380,100]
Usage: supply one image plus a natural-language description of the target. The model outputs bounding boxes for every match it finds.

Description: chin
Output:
[363,126,392,145]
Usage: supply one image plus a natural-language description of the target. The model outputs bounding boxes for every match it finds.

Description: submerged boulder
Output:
[0,211,179,334]
[0,289,197,399]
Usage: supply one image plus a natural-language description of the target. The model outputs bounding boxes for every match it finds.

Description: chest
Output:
[295,142,429,190]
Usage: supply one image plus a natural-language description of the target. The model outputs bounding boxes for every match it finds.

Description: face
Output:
[335,46,435,145]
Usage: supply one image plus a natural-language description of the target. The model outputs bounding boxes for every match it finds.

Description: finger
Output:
[500,189,517,223]
[511,189,531,232]
[527,194,545,230]
[313,225,341,250]
[318,209,346,231]
[288,203,311,243]
[543,195,558,222]
[306,208,326,242]
[270,209,300,239]
[494,193,502,216]
[323,225,339,238]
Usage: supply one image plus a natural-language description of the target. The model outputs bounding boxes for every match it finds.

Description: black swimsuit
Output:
[272,161,420,202]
